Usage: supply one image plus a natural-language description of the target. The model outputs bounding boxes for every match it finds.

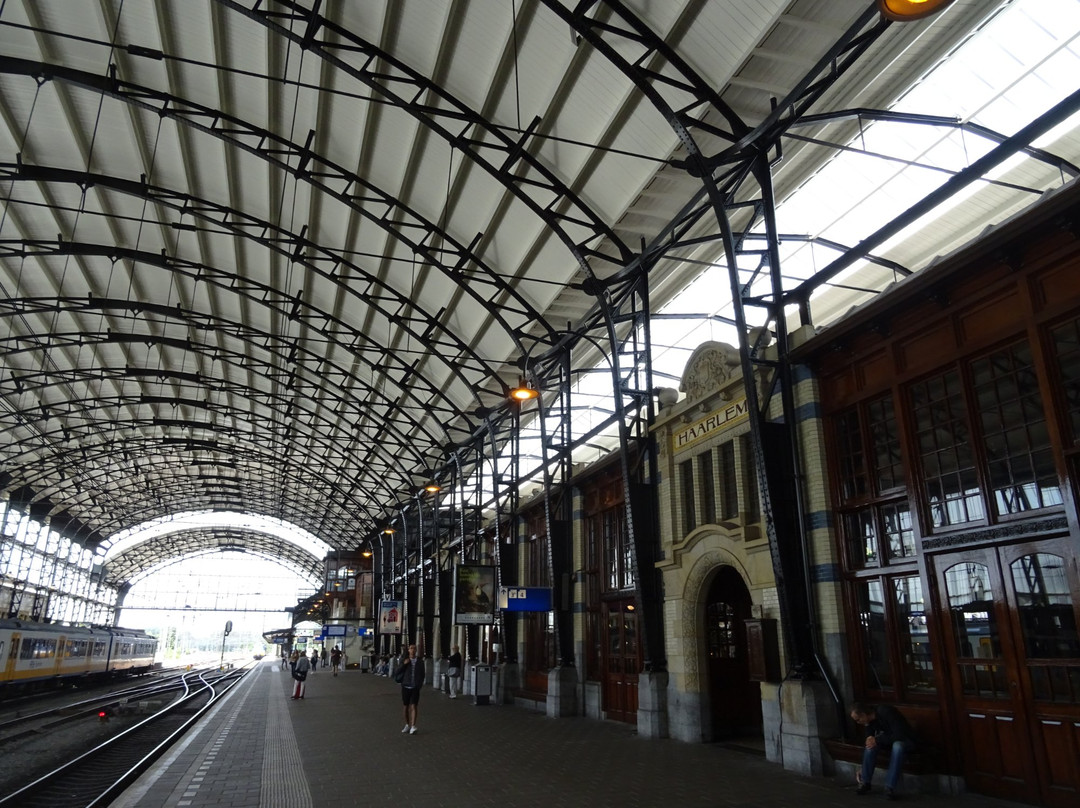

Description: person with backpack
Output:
[291,651,311,699]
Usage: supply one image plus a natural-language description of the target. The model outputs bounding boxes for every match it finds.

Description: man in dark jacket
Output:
[399,644,426,735]
[850,702,917,800]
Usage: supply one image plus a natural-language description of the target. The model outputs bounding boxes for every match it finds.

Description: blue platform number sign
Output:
[497,586,553,612]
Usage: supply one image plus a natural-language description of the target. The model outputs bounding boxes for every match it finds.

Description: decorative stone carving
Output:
[680,342,741,401]
[921,516,1068,550]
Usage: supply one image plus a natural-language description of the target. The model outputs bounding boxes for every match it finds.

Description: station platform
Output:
[113,659,1029,808]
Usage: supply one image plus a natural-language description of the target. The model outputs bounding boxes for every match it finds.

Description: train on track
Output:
[0,618,158,690]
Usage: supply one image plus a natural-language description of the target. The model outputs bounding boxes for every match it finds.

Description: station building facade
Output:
[421,181,1080,808]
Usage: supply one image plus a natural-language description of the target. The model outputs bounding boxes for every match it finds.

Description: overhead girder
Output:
[218,0,634,278]
[7,436,377,549]
[104,525,324,588]
[781,87,1080,310]
[0,230,496,424]
[789,108,1080,183]
[0,13,654,552]
[549,0,905,681]
[0,58,557,358]
[0,151,551,514]
[0,308,445,515]
[0,318,448,475]
[0,392,398,527]
[0,240,476,453]
[122,546,319,592]
[0,414,401,546]
[210,2,652,458]
[0,322,455,544]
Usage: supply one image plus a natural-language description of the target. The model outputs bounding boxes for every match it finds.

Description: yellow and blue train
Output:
[0,618,158,689]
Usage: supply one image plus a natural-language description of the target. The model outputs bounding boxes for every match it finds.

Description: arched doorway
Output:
[705,565,760,739]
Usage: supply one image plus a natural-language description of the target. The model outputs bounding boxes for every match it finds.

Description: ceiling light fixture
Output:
[510,378,539,401]
[878,0,955,21]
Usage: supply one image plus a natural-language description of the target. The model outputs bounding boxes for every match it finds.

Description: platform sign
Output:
[324,624,347,637]
[497,586,553,612]
[357,627,373,636]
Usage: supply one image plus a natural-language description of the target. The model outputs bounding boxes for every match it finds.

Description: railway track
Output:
[0,669,202,742]
[0,663,252,808]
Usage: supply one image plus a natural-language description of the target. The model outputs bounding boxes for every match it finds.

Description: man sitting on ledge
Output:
[850,702,917,801]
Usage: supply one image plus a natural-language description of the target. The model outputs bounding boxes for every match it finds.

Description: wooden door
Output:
[933,539,1080,807]
[601,599,639,723]
[705,566,759,738]
[998,539,1080,808]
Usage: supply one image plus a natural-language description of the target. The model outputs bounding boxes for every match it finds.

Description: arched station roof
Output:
[0,0,1077,577]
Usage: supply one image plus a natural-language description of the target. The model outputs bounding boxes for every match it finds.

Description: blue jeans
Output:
[862,740,914,791]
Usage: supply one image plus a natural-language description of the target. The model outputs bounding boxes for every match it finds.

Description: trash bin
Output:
[472,664,493,705]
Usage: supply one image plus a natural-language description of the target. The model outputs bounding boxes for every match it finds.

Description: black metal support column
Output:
[537,350,576,667]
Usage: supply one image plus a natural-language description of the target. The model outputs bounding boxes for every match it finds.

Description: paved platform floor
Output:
[113,660,1031,808]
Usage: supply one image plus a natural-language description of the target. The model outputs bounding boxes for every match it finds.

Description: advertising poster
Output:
[378,599,403,634]
[454,564,496,625]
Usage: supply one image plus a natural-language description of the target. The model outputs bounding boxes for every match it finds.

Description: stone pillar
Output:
[497,661,520,704]
[636,670,669,738]
[779,679,840,776]
[431,657,446,692]
[546,665,579,717]
[760,682,783,764]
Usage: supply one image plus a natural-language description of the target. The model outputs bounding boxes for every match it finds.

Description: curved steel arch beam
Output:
[0,58,554,353]
[107,526,324,587]
[0,298,449,508]
[0,393,401,524]
[548,2,897,680]
[1,407,395,522]
[119,548,320,591]
[8,435,385,546]
[0,242,484,481]
[0,160,536,396]
[0,233,491,429]
[544,0,750,145]
[216,0,633,275]
[0,323,445,474]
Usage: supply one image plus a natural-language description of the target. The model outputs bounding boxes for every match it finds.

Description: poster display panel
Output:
[378,599,403,634]
[454,564,496,625]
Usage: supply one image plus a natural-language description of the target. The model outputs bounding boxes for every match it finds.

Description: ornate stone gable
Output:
[680,341,741,401]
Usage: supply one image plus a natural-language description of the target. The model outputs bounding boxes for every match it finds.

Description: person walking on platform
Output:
[397,643,425,734]
[446,645,462,699]
[291,651,311,700]
[310,649,318,673]
[330,646,342,676]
